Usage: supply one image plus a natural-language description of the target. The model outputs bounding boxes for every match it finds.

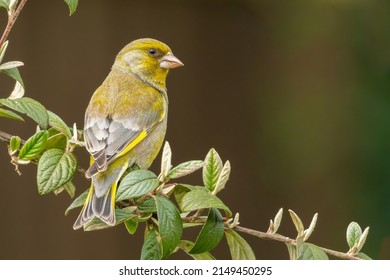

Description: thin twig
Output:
[0,0,28,48]
[234,226,361,260]
[0,129,24,144]
[182,216,362,260]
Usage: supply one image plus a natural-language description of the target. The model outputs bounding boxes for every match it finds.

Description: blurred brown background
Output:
[1,0,390,259]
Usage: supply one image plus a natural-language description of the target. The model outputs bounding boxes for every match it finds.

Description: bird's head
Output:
[114,38,183,90]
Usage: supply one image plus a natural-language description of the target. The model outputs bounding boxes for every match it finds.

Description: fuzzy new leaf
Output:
[0,41,8,63]
[273,208,283,233]
[303,213,318,241]
[346,222,362,249]
[356,227,369,253]
[160,141,172,181]
[203,148,223,192]
[213,160,231,194]
[168,160,204,179]
[0,61,24,70]
[8,81,24,99]
[288,209,305,238]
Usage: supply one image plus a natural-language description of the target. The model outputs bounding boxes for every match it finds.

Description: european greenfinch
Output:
[73,38,183,230]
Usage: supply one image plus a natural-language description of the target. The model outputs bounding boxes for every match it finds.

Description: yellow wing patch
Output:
[115,130,148,159]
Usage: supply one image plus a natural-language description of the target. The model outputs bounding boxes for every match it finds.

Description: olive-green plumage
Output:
[73,38,183,230]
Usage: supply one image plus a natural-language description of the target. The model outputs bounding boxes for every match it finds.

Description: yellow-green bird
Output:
[73,38,183,230]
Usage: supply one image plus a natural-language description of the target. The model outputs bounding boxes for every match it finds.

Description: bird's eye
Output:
[148,48,157,55]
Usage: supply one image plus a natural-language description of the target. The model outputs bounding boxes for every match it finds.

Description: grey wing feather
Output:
[84,96,163,178]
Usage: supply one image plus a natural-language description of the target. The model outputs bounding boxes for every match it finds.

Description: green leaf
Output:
[53,181,75,198]
[0,97,49,128]
[286,243,297,260]
[156,195,183,259]
[9,135,21,152]
[213,160,231,194]
[203,148,223,192]
[84,207,137,231]
[297,242,329,260]
[132,213,152,223]
[116,170,159,201]
[355,252,372,260]
[141,227,162,260]
[0,67,24,87]
[180,188,232,217]
[174,184,196,207]
[45,133,67,150]
[37,149,78,195]
[0,108,24,121]
[225,229,256,260]
[0,0,10,11]
[64,0,78,15]
[65,189,89,215]
[183,222,204,229]
[168,160,204,179]
[124,219,138,235]
[18,131,48,160]
[347,222,362,249]
[48,110,72,138]
[63,181,76,198]
[189,208,224,254]
[178,240,216,260]
[138,197,156,212]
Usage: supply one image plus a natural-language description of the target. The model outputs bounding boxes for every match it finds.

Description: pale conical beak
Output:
[159,53,184,69]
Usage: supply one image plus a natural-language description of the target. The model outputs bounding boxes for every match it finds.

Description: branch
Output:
[0,128,87,175]
[0,0,28,48]
[182,216,361,260]
[234,226,361,260]
[0,129,23,143]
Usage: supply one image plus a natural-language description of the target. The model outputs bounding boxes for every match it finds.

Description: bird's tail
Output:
[73,181,117,230]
